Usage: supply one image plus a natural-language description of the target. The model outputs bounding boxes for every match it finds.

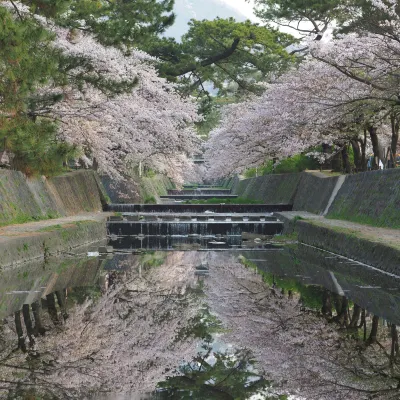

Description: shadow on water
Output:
[2,244,400,398]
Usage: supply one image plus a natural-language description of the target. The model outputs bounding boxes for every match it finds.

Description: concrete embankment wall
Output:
[0,220,106,269]
[327,168,400,228]
[101,172,174,203]
[0,169,108,268]
[232,168,400,223]
[234,169,400,274]
[296,221,400,276]
[0,169,104,225]
[232,174,302,205]
[232,171,340,215]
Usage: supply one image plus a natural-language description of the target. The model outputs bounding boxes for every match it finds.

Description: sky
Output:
[218,0,258,22]
[165,0,259,39]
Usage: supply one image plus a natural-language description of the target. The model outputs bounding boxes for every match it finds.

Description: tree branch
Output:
[167,38,241,77]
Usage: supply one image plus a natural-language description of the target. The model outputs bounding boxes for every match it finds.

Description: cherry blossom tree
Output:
[205,0,400,179]
[2,1,201,184]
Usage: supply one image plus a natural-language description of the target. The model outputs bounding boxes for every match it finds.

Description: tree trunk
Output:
[367,315,379,344]
[333,296,348,326]
[341,145,352,173]
[361,130,367,171]
[351,140,361,171]
[321,289,332,317]
[14,310,26,352]
[391,324,399,364]
[358,309,367,340]
[368,126,382,168]
[22,304,35,345]
[348,304,361,329]
[46,293,59,325]
[55,290,68,321]
[390,114,399,167]
[31,301,46,336]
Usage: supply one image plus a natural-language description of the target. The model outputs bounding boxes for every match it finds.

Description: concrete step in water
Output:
[107,220,283,236]
[159,194,238,200]
[183,185,225,189]
[167,189,232,196]
[107,204,292,213]
[117,214,278,222]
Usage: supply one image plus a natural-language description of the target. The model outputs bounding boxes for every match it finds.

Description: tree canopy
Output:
[146,17,297,96]
[19,0,176,47]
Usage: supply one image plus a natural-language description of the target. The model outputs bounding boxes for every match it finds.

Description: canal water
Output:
[1,243,399,399]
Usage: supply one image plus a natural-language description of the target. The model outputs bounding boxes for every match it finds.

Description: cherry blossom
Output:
[2,1,201,184]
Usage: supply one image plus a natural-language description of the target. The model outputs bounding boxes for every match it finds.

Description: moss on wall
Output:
[327,169,400,228]
[139,174,174,202]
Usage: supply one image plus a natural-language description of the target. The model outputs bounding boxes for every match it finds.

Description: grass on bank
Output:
[244,154,319,178]
[0,212,61,227]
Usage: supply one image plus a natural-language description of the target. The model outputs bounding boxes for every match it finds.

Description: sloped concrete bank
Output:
[296,219,400,276]
[231,171,341,214]
[0,169,108,268]
[233,169,400,275]
[0,169,105,225]
[0,217,107,269]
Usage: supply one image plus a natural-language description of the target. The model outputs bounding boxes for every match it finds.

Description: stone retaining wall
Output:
[293,172,340,214]
[235,168,400,224]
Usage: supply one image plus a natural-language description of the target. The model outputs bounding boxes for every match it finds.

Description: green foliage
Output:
[244,154,318,177]
[2,120,79,176]
[254,0,383,38]
[147,17,297,97]
[21,0,176,47]
[240,255,325,309]
[254,0,349,35]
[156,346,275,399]
[1,1,171,177]
[144,195,157,204]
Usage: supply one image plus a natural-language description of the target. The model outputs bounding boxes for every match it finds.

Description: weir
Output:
[106,203,292,213]
[160,194,239,200]
[167,189,232,195]
[107,220,283,236]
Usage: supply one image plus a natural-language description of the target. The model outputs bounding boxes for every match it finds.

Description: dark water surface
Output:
[1,244,400,399]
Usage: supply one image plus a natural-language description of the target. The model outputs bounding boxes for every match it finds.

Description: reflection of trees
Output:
[266,273,400,398]
[12,289,69,352]
[156,343,273,400]
[3,287,93,399]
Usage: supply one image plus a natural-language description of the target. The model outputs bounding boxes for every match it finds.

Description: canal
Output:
[1,242,399,399]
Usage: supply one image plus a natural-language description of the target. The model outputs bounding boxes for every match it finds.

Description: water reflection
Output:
[155,345,270,400]
[1,247,400,399]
